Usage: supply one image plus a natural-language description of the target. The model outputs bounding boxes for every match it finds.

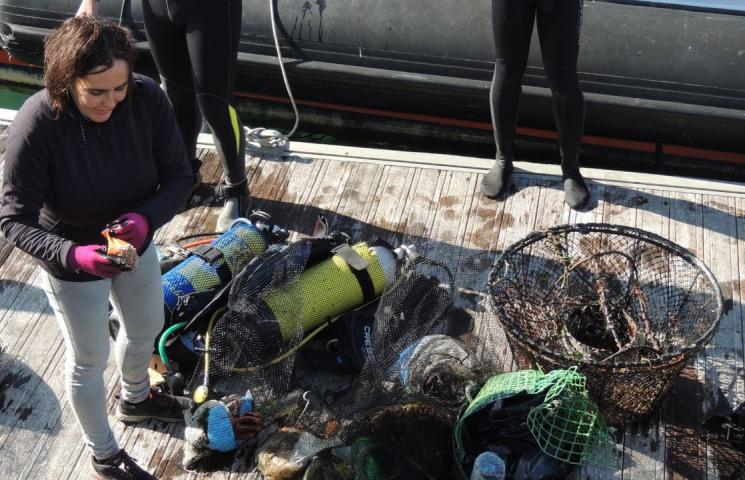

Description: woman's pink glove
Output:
[112,212,150,251]
[67,245,122,279]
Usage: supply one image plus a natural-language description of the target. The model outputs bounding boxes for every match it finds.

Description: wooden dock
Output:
[0,120,744,479]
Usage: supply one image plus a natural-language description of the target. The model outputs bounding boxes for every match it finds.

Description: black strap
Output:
[332,244,376,304]
[215,179,248,199]
[372,237,395,251]
[191,244,232,284]
[704,411,745,451]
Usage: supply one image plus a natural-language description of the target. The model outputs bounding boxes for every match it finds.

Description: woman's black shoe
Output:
[91,449,155,479]
[115,386,190,423]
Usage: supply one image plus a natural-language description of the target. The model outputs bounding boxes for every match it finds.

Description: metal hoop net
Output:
[488,223,723,424]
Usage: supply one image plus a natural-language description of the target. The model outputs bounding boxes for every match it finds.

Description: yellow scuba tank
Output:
[264,242,398,340]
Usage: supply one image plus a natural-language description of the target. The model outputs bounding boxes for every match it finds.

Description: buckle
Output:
[724,422,745,445]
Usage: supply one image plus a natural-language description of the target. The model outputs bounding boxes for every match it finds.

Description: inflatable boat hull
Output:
[0,0,743,153]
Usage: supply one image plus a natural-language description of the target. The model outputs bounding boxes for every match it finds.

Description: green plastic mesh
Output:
[453,369,542,461]
[455,368,613,467]
[461,370,543,421]
[526,368,614,466]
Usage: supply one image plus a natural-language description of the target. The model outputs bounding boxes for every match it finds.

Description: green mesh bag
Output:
[526,368,614,466]
[454,368,613,471]
[454,369,544,460]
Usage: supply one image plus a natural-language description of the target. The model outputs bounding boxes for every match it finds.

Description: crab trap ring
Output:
[488,223,723,425]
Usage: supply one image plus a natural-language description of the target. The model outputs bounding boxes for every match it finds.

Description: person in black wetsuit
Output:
[78,0,250,230]
[482,0,590,210]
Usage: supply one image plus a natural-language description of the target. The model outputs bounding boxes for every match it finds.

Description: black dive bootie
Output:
[481,157,514,199]
[561,161,590,210]
[216,179,251,232]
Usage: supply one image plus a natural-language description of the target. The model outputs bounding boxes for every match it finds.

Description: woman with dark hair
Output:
[78,0,250,231]
[0,16,193,479]
[482,0,590,210]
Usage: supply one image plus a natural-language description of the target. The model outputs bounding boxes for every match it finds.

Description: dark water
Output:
[0,83,36,111]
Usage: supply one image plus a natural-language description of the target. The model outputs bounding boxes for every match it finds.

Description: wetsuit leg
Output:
[536,0,589,209]
[142,0,202,167]
[482,0,536,199]
[185,0,247,188]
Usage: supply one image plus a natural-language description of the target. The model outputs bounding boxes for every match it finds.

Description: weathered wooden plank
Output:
[427,169,463,257]
[0,313,58,478]
[484,176,543,373]
[458,179,511,376]
[700,195,744,480]
[0,265,47,364]
[30,347,126,480]
[534,177,572,230]
[151,427,193,479]
[372,165,421,246]
[420,169,480,287]
[284,158,335,237]
[447,171,483,289]
[0,284,65,473]
[34,336,128,480]
[124,422,188,480]
[328,161,385,240]
[400,167,442,249]
[618,188,671,480]
[300,158,359,237]
[266,155,326,239]
[0,248,46,342]
[357,161,416,247]
[246,154,294,212]
[665,191,707,480]
[726,195,745,477]
[296,158,354,237]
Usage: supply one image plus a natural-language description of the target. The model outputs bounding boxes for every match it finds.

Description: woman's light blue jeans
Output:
[42,243,163,460]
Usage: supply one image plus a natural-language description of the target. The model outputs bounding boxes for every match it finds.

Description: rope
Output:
[241,0,301,153]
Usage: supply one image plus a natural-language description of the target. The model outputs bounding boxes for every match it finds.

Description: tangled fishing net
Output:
[489,223,723,424]
[289,254,481,479]
[188,237,507,477]
[188,241,309,405]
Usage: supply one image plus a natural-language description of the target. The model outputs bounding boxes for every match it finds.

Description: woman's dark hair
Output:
[44,16,136,115]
